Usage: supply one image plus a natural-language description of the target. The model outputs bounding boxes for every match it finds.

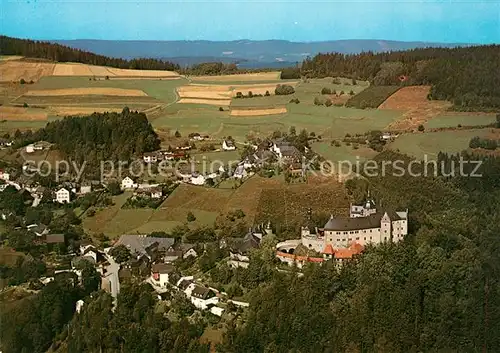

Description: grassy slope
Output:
[425,114,497,129]
[387,129,494,159]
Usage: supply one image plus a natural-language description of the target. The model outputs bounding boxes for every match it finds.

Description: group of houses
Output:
[120,177,164,199]
[276,195,409,268]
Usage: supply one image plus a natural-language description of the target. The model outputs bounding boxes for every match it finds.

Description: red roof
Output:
[349,242,365,253]
[322,244,335,255]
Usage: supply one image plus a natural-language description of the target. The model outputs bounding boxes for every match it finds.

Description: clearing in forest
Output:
[380,86,452,131]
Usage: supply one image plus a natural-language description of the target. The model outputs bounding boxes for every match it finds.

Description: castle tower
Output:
[380,212,391,243]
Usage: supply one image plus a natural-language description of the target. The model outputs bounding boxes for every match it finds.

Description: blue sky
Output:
[1,0,499,43]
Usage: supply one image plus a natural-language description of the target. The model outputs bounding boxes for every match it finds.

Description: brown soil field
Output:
[0,61,56,82]
[230,107,287,116]
[192,72,281,82]
[0,106,48,120]
[160,184,233,213]
[381,86,452,131]
[25,87,148,97]
[106,67,179,77]
[178,98,231,106]
[177,84,233,100]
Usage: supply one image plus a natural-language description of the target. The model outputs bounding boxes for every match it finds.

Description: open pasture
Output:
[32,76,187,103]
[425,113,498,129]
[312,141,378,164]
[387,128,495,159]
[153,101,403,141]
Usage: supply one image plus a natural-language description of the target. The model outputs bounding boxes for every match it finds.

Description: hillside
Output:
[302,45,500,110]
[0,36,180,71]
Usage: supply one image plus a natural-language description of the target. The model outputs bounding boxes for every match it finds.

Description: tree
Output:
[235,92,243,98]
[174,130,181,138]
[265,90,270,96]
[418,124,425,132]
[325,98,333,107]
[20,78,26,84]
[109,245,131,263]
[219,106,224,111]
[187,211,196,222]
[314,97,324,106]
[248,91,253,98]
[289,126,296,136]
[352,78,357,85]
[275,84,295,95]
[349,90,355,95]
[321,87,332,95]
[107,181,122,195]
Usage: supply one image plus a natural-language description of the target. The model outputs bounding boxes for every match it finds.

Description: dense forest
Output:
[0,36,180,71]
[217,152,500,352]
[300,45,500,110]
[21,107,160,165]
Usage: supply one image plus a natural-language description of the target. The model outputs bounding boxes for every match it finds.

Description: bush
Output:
[187,211,196,222]
[417,125,425,132]
[235,91,243,98]
[349,90,355,96]
[352,78,357,85]
[325,98,333,107]
[332,78,341,84]
[321,87,332,95]
[248,91,253,98]
[20,78,26,84]
[23,102,28,108]
[219,107,224,112]
[265,90,270,96]
[275,84,295,95]
[174,130,181,138]
[289,98,300,104]
[313,97,324,106]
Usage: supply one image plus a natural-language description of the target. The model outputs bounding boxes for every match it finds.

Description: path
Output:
[103,252,120,307]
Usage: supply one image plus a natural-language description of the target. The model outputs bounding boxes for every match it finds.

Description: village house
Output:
[190,173,205,185]
[54,187,70,203]
[115,234,175,260]
[121,177,136,190]
[143,152,158,163]
[0,169,10,181]
[0,138,13,148]
[164,243,198,262]
[150,263,175,288]
[188,284,219,310]
[27,224,50,237]
[150,187,163,199]
[287,162,304,177]
[222,139,236,151]
[233,165,247,179]
[25,141,51,154]
[79,184,92,195]
[228,224,272,268]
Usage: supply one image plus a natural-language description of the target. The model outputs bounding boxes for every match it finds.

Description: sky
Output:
[1,0,499,43]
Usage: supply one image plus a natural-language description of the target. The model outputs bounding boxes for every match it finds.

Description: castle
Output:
[301,196,408,253]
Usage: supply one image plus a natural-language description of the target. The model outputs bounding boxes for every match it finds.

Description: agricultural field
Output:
[312,141,378,164]
[387,128,496,159]
[254,177,350,226]
[190,71,281,83]
[0,59,181,83]
[230,107,287,116]
[346,85,400,109]
[424,113,498,129]
[380,86,453,131]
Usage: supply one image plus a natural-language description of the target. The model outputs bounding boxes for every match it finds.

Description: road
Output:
[104,253,120,307]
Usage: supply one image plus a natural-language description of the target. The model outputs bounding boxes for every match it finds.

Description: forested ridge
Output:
[217,152,500,352]
[300,45,500,110]
[22,108,160,164]
[0,36,180,71]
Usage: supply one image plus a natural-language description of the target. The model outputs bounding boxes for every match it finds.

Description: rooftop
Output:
[115,235,175,257]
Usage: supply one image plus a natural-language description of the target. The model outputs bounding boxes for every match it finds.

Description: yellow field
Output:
[0,60,180,82]
[49,106,124,116]
[192,72,281,82]
[0,61,55,82]
[25,87,148,97]
[0,56,24,61]
[0,106,48,120]
[177,84,232,99]
[178,98,231,106]
[230,107,287,116]
[52,63,179,77]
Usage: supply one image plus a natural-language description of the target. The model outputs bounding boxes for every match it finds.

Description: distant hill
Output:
[51,39,470,67]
